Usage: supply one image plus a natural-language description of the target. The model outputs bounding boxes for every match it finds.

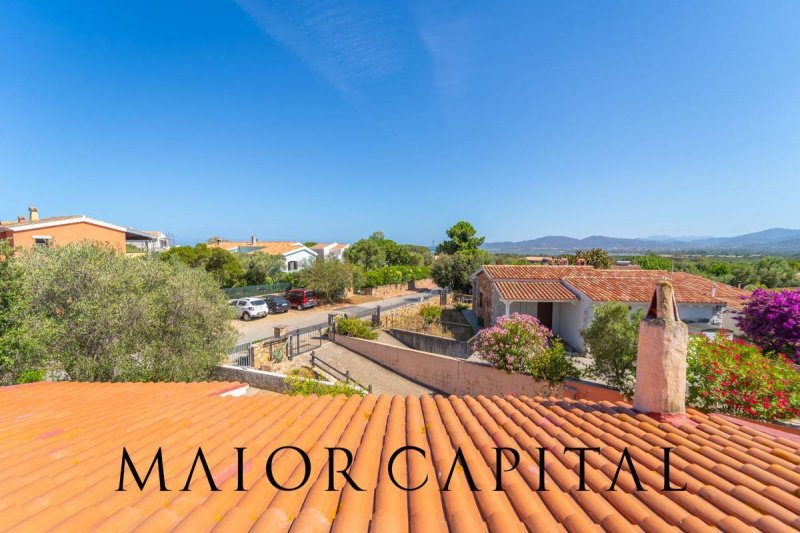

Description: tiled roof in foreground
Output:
[2,382,800,531]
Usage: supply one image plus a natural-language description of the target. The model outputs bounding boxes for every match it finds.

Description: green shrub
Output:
[528,339,580,384]
[335,317,379,340]
[16,369,46,384]
[687,335,800,420]
[419,304,442,325]
[288,366,319,379]
[581,303,643,398]
[362,266,431,288]
[285,375,365,397]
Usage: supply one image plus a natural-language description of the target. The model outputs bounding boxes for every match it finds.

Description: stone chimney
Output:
[28,206,39,221]
[633,281,688,416]
[17,215,25,223]
[711,283,717,298]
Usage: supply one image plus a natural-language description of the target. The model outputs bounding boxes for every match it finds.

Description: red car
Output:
[285,289,318,310]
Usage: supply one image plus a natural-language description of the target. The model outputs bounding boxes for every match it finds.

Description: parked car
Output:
[285,289,318,310]
[230,297,269,321]
[265,295,290,314]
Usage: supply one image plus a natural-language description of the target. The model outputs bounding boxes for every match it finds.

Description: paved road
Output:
[233,290,437,343]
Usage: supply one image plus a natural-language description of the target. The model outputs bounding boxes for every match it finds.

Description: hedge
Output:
[362,266,430,288]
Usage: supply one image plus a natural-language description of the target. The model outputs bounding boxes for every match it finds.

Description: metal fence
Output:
[223,282,291,300]
[227,323,328,366]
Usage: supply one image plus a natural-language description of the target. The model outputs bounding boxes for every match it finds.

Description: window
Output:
[288,261,298,271]
[33,236,52,247]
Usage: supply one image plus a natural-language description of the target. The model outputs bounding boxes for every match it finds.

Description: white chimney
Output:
[28,206,39,221]
[633,281,688,416]
[711,283,717,297]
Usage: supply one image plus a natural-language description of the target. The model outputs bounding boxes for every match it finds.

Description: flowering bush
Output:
[735,288,800,363]
[472,313,552,373]
[687,335,800,420]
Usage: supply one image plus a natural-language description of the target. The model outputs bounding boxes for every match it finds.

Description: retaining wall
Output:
[213,365,337,394]
[387,328,472,358]
[335,335,623,402]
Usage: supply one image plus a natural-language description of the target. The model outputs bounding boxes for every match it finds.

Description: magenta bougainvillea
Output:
[735,288,800,363]
[472,313,552,373]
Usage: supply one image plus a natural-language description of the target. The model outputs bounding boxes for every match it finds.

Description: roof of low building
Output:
[209,241,313,256]
[480,266,749,307]
[482,265,596,280]
[564,271,748,307]
[496,281,578,302]
[2,382,800,530]
[0,215,128,233]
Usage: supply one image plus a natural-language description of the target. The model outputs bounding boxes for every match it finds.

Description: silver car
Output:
[230,297,269,321]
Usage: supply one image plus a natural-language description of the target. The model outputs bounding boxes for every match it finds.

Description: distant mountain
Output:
[646,234,714,243]
[483,228,800,255]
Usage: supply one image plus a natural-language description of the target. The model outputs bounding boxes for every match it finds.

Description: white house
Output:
[472,265,749,351]
[208,237,317,272]
[126,230,172,252]
[310,242,349,261]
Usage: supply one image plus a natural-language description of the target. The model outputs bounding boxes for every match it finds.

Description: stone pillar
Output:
[633,282,688,415]
[273,325,288,338]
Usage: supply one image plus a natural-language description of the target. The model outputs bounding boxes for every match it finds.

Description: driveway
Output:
[233,290,437,343]
[293,343,433,396]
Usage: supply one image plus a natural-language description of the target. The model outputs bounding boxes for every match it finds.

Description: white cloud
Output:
[233,0,403,93]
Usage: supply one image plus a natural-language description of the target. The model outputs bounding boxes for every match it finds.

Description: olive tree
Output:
[431,253,483,292]
[0,240,44,385]
[22,242,236,382]
[298,258,359,303]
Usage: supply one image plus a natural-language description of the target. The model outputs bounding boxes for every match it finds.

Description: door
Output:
[538,302,553,329]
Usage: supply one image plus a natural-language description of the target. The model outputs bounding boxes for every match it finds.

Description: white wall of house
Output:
[283,248,317,272]
[491,285,507,325]
[510,301,537,316]
[557,298,593,350]
[719,308,743,336]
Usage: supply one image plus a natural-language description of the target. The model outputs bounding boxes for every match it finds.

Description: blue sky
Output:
[1,1,799,245]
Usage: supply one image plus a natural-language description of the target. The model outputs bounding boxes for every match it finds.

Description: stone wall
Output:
[213,365,337,394]
[410,278,436,290]
[361,278,435,297]
[472,271,494,326]
[213,365,291,393]
[387,328,472,358]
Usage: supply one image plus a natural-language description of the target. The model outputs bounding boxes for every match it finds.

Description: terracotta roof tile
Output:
[208,241,310,256]
[481,266,749,307]
[2,382,800,531]
[564,271,749,307]
[495,281,578,301]
[482,265,596,280]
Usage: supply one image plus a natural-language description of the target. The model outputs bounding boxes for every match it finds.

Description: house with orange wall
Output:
[0,207,157,252]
